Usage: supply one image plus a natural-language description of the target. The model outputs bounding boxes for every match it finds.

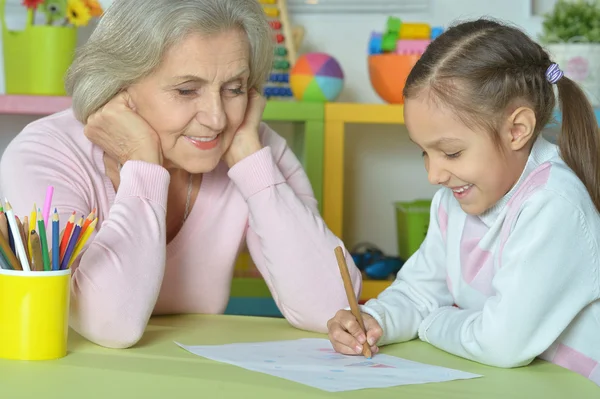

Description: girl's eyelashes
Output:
[444,151,462,159]
[421,151,462,159]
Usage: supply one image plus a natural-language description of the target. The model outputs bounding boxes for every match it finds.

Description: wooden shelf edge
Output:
[0,95,72,116]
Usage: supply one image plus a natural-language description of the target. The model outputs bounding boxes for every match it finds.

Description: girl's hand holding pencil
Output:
[0,187,98,272]
[327,309,383,357]
[329,246,382,358]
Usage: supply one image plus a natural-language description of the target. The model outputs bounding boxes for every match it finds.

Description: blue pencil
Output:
[7,215,14,255]
[52,210,60,271]
[60,217,82,270]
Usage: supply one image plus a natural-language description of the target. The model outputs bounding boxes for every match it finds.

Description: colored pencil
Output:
[334,246,372,359]
[16,216,29,264]
[52,211,60,271]
[29,204,37,238]
[78,208,96,246]
[29,231,43,272]
[68,217,97,269]
[0,212,8,242]
[7,215,15,256]
[0,224,21,270]
[23,216,31,264]
[43,186,54,228]
[59,212,76,262]
[60,217,82,270]
[37,210,50,271]
[4,200,30,272]
[0,249,10,270]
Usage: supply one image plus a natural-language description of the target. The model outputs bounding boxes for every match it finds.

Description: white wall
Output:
[0,1,552,256]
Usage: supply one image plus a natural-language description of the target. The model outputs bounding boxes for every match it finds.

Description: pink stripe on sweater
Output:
[497,163,552,268]
[460,215,494,295]
[552,343,598,379]
[438,203,448,242]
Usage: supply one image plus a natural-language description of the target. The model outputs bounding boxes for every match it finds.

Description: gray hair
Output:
[65,0,274,123]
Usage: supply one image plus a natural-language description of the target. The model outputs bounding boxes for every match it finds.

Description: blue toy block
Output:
[431,26,444,40]
[369,32,382,55]
[269,73,290,83]
[263,86,293,98]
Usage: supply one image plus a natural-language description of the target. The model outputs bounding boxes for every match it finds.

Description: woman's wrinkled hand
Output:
[84,91,163,166]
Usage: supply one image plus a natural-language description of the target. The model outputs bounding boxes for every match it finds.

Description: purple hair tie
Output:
[545,63,564,84]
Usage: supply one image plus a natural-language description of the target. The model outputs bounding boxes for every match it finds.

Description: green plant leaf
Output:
[540,0,600,43]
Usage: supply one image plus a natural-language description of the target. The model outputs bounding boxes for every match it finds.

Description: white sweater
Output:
[362,137,600,387]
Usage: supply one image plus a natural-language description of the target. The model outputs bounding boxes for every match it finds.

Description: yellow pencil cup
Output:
[0,269,71,361]
[0,1,77,96]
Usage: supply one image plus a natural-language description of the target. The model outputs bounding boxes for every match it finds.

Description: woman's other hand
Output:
[222,88,264,168]
[85,91,163,165]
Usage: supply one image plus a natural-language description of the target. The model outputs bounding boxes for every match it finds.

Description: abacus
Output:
[258,0,298,100]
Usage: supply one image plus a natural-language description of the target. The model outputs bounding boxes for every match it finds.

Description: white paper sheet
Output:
[175,338,481,392]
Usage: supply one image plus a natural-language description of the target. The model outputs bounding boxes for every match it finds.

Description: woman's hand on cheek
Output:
[222,88,264,168]
[84,91,163,166]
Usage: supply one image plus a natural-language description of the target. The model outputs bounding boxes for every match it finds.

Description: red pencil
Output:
[59,211,76,262]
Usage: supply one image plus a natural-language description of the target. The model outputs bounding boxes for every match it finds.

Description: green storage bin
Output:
[394,199,432,260]
[1,1,77,96]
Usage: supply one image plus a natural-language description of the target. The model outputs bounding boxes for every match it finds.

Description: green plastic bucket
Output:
[1,0,77,96]
[394,199,431,260]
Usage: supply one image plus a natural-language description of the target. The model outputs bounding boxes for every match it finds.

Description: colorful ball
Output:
[290,53,344,102]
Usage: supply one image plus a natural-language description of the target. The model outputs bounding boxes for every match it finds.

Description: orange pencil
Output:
[59,211,76,262]
[334,246,372,359]
[68,217,98,269]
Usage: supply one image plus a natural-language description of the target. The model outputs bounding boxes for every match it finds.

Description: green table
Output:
[1,315,597,398]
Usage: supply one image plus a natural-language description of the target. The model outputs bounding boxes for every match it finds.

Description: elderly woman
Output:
[0,0,361,348]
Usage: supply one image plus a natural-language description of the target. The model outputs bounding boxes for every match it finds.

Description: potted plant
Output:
[540,0,600,106]
[0,0,104,96]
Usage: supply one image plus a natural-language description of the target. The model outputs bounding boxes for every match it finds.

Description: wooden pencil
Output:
[4,200,31,271]
[37,209,51,271]
[77,208,96,246]
[23,216,32,266]
[0,212,8,242]
[68,217,97,269]
[59,212,76,262]
[16,216,29,264]
[60,217,82,270]
[334,246,372,359]
[52,211,60,271]
[29,231,43,272]
[0,224,21,270]
[0,249,10,270]
[29,204,37,237]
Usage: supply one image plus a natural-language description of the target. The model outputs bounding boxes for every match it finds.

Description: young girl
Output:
[327,18,600,387]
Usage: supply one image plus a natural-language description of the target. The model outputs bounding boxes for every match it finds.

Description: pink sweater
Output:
[0,109,362,348]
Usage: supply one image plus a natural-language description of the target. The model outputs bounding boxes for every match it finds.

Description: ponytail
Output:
[556,77,600,213]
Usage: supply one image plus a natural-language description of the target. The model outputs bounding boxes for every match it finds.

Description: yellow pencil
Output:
[28,205,36,259]
[29,204,36,237]
[67,217,97,269]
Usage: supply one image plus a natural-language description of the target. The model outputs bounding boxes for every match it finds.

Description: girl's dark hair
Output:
[403,18,600,212]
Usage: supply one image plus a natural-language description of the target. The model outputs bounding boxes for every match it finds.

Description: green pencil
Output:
[37,209,51,271]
